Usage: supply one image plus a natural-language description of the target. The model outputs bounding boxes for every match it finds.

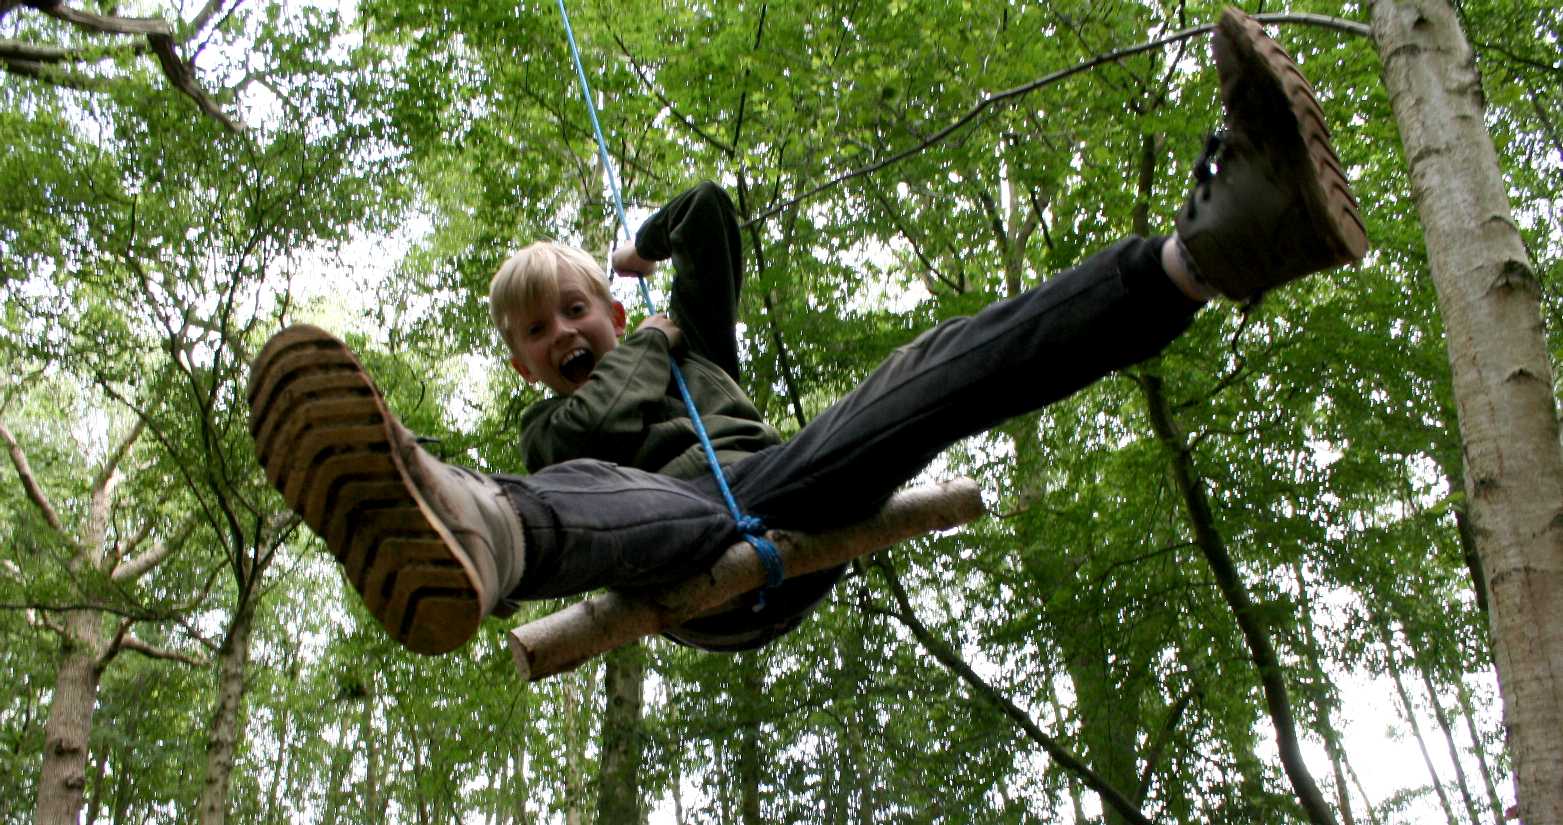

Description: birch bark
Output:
[1371,2,1563,821]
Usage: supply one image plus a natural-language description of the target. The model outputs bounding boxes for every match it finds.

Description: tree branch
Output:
[610,31,736,157]
[866,183,961,294]
[0,37,83,61]
[91,416,145,496]
[742,12,1370,228]
[1139,370,1337,825]
[147,32,243,132]
[31,0,170,36]
[112,517,197,582]
[184,0,230,40]
[14,1,242,132]
[115,634,207,668]
[869,557,1155,825]
[0,418,67,534]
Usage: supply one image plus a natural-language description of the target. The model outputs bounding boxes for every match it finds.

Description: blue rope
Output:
[555,0,784,598]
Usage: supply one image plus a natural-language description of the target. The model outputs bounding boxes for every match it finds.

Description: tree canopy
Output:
[3,0,1560,823]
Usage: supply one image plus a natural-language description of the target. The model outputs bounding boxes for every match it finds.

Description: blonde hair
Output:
[489,241,612,355]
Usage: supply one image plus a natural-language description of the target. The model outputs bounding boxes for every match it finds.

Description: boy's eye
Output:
[526,322,544,337]
[566,303,587,317]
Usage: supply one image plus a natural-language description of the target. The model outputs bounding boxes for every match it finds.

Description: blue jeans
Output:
[503,235,1200,650]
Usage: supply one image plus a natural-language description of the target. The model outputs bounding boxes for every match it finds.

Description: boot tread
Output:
[249,324,482,655]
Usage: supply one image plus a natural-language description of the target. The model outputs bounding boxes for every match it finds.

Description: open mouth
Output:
[558,348,596,384]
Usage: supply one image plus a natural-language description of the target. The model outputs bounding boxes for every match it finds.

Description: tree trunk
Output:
[1381,625,1459,823]
[562,673,589,825]
[1294,564,1360,825]
[1417,659,1484,825]
[198,596,257,825]
[1454,677,1508,825]
[1371,2,1563,823]
[737,656,764,825]
[35,609,105,825]
[1345,752,1385,825]
[596,643,645,825]
[1065,648,1144,825]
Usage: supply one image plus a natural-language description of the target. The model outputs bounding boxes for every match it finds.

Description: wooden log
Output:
[508,478,985,681]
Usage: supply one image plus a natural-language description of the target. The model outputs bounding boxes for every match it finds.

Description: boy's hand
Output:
[611,243,659,278]
[637,314,683,352]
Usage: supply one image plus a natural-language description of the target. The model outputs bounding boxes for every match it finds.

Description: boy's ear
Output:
[611,300,628,336]
[509,354,535,382]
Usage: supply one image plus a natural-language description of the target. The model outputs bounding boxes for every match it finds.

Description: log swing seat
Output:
[516,0,988,682]
[509,479,986,681]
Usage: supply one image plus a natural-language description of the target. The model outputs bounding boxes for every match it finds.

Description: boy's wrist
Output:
[611,243,660,277]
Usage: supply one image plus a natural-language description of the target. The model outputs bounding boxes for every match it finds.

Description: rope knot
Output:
[739,516,785,606]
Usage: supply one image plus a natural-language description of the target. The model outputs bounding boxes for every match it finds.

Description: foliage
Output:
[4,0,1555,823]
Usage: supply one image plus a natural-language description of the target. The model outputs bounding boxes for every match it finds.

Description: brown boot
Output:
[247,324,526,655]
[1174,8,1368,301]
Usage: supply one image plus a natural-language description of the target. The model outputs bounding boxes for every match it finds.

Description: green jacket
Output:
[518,327,780,480]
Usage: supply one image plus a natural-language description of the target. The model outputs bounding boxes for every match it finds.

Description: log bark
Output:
[1371,2,1563,823]
[509,479,985,681]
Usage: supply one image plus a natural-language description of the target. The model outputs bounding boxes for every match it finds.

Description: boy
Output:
[491,183,834,651]
[248,10,1366,656]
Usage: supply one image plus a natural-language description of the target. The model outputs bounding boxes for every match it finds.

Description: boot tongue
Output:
[559,350,596,384]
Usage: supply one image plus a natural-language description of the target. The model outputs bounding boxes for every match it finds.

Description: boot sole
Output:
[1219,8,1368,265]
[247,325,482,655]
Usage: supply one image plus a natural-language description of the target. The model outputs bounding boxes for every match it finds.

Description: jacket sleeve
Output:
[635,181,744,382]
[519,328,674,472]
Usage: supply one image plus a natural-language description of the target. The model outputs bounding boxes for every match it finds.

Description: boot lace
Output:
[1193,131,1228,188]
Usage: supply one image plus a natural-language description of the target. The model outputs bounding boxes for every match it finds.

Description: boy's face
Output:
[508,270,627,395]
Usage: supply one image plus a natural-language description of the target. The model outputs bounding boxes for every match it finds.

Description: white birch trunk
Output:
[1371,2,1563,822]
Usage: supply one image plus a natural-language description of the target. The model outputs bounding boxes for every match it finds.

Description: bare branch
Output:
[743,12,1370,228]
[185,0,230,40]
[147,32,243,132]
[84,416,146,556]
[0,56,109,89]
[24,605,68,637]
[31,0,171,37]
[113,516,155,570]
[866,183,961,294]
[0,419,67,534]
[870,557,1154,825]
[116,635,207,668]
[91,416,145,497]
[97,616,135,670]
[112,517,197,582]
[0,37,77,62]
[13,2,243,132]
[611,31,736,157]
